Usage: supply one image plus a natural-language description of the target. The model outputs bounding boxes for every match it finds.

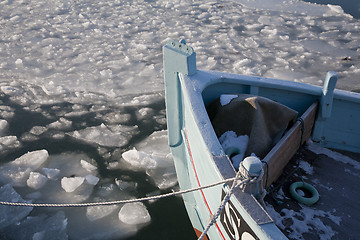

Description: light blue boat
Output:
[163,39,360,240]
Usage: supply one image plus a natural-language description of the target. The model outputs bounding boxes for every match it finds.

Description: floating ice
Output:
[47,118,72,130]
[115,178,138,191]
[80,160,98,172]
[86,204,119,222]
[68,123,139,147]
[0,119,9,136]
[6,211,68,240]
[29,126,47,136]
[0,184,33,230]
[121,130,177,189]
[0,150,49,187]
[122,148,157,169]
[61,176,85,192]
[118,202,151,225]
[41,168,60,180]
[27,172,48,190]
[85,174,99,185]
[0,136,21,152]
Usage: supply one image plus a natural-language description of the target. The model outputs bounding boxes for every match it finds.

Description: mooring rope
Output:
[0,176,242,208]
[197,171,254,240]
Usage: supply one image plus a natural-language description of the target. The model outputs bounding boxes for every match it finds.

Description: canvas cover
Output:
[208,94,298,159]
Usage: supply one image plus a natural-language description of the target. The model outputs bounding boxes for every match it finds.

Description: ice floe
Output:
[118,202,151,225]
[0,150,49,187]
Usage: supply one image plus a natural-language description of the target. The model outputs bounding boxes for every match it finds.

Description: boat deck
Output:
[264,145,360,240]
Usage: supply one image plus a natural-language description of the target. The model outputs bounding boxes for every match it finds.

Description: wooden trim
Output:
[262,101,319,188]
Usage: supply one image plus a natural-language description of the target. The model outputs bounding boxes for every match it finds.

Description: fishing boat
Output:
[163,39,360,239]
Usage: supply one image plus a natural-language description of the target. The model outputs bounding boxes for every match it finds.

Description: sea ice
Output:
[85,174,100,185]
[122,148,157,169]
[0,119,9,136]
[5,211,68,240]
[29,126,47,136]
[41,167,60,180]
[0,150,49,187]
[0,136,21,152]
[27,172,48,190]
[86,204,119,222]
[118,202,151,225]
[115,178,138,191]
[47,117,72,130]
[0,184,33,229]
[68,123,139,147]
[61,176,85,192]
[80,160,98,172]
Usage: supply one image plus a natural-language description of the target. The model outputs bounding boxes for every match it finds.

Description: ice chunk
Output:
[0,136,21,152]
[41,168,60,180]
[115,178,137,191]
[0,184,33,230]
[47,118,72,130]
[0,150,49,187]
[29,126,47,136]
[80,160,97,172]
[27,172,48,190]
[118,202,151,225]
[147,167,178,190]
[85,174,99,185]
[68,123,139,147]
[61,176,85,192]
[122,148,157,169]
[0,119,9,136]
[6,211,68,240]
[135,130,170,157]
[86,204,119,221]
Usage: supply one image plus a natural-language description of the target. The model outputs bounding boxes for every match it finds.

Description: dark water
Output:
[303,0,360,19]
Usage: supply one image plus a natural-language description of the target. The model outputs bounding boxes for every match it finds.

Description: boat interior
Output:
[202,85,360,239]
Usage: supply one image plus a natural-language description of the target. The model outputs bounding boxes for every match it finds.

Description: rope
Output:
[297,117,305,148]
[0,176,239,208]
[197,172,254,240]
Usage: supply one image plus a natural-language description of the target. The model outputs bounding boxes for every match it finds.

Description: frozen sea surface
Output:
[0,0,359,239]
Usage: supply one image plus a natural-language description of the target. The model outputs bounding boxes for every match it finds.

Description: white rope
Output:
[197,172,255,240]
[0,176,239,208]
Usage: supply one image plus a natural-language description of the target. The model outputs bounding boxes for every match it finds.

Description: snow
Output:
[307,141,360,170]
[219,131,249,169]
[266,203,341,240]
[220,94,238,106]
[0,0,359,239]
